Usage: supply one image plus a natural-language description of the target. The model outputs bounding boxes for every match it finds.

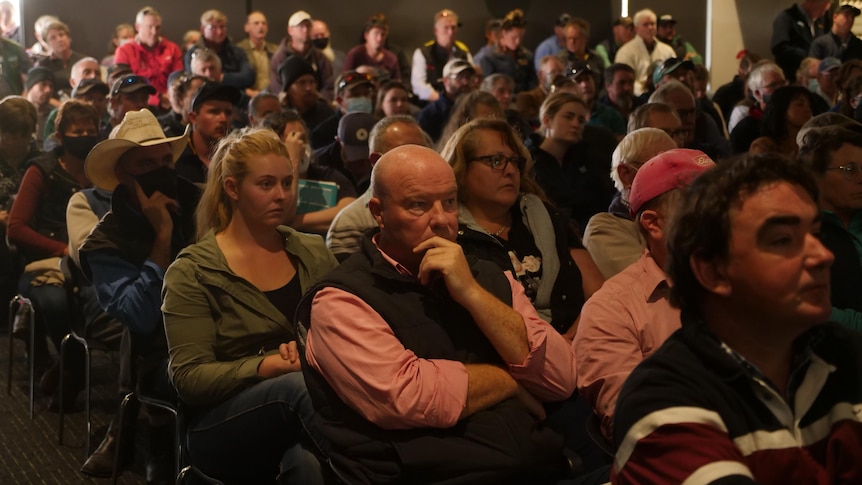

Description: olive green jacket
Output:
[162,226,337,407]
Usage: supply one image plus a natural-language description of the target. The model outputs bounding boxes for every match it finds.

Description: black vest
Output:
[297,233,564,485]
[22,151,82,263]
[421,41,470,95]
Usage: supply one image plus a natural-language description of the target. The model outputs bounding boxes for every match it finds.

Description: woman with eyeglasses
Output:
[441,117,604,341]
[478,9,536,93]
[797,124,862,330]
[162,128,337,483]
[343,13,401,82]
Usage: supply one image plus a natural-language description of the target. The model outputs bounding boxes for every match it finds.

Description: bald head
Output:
[371,145,450,200]
[369,116,431,159]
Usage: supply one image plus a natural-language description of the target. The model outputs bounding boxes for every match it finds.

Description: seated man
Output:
[312,112,377,195]
[569,60,626,138]
[582,128,677,279]
[326,115,430,260]
[612,152,862,484]
[79,109,195,481]
[627,102,685,146]
[649,80,730,160]
[576,148,714,443]
[301,145,578,483]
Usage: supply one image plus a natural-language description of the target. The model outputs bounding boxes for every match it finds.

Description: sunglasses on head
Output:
[113,75,149,95]
[337,72,373,92]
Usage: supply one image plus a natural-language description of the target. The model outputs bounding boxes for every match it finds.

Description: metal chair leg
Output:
[6,296,16,396]
[58,333,70,444]
[27,299,34,419]
[112,392,136,485]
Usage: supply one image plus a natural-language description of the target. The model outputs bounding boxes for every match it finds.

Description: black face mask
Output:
[62,135,99,160]
[135,165,178,201]
[311,37,329,50]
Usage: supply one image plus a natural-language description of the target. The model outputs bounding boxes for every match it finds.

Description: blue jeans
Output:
[186,371,326,484]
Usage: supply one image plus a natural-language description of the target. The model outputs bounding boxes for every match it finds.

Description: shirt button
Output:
[561,295,567,301]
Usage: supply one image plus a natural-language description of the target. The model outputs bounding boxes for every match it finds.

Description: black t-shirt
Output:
[458,199,586,334]
[263,274,302,321]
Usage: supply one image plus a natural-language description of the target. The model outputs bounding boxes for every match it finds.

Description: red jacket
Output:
[114,38,183,106]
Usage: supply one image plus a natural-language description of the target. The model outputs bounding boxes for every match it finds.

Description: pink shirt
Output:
[573,250,681,441]
[114,38,183,105]
[305,243,577,431]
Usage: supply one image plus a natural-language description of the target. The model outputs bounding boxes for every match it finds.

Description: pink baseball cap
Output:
[629,148,715,215]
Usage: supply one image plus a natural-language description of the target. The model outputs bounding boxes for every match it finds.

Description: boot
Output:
[145,423,175,485]
[80,415,137,477]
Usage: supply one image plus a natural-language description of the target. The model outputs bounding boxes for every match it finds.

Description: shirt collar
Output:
[639,250,670,302]
[372,233,413,276]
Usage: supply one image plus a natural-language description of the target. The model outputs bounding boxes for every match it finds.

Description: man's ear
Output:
[638,209,664,241]
[188,110,198,124]
[368,196,384,228]
[690,251,732,298]
[369,152,382,165]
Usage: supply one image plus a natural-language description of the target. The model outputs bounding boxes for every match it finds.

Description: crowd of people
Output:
[0,2,861,484]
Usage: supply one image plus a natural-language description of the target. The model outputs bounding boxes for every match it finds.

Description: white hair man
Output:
[582,128,677,279]
[613,9,676,96]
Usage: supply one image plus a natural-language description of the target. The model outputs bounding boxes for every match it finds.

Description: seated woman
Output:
[162,128,338,484]
[749,85,815,157]
[7,99,100,407]
[441,117,604,340]
[530,91,616,234]
[478,9,536,93]
[262,110,357,234]
[373,80,415,120]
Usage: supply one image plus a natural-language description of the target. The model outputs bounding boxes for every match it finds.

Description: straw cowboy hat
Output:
[85,109,189,191]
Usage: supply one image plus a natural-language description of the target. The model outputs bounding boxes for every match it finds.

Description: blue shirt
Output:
[534,35,563,71]
[87,249,166,335]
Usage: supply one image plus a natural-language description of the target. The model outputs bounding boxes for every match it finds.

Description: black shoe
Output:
[81,419,136,477]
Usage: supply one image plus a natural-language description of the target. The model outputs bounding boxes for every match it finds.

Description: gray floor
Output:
[0,330,146,484]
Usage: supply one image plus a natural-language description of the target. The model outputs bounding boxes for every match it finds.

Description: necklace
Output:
[481,224,509,237]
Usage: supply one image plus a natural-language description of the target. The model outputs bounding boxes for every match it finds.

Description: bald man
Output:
[299,144,578,483]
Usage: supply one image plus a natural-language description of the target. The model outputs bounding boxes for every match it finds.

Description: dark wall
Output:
[21,1,614,66]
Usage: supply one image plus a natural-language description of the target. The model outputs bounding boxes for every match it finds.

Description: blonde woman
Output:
[162,128,337,483]
[531,91,615,233]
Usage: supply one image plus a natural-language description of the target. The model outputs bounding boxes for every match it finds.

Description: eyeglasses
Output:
[471,154,525,172]
[826,162,861,176]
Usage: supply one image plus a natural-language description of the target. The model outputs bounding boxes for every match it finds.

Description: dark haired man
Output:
[612,152,862,484]
[599,63,640,120]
